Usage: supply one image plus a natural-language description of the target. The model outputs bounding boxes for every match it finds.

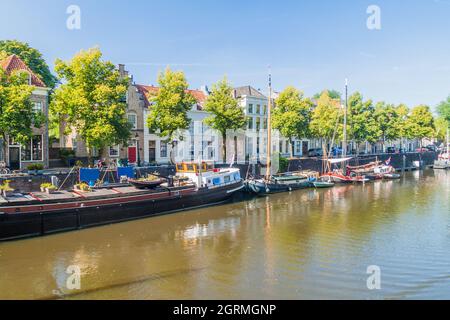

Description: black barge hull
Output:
[0,181,243,241]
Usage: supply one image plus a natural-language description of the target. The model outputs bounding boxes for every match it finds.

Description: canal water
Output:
[0,170,449,300]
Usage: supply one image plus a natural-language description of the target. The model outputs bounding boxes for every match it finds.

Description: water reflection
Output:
[0,171,449,300]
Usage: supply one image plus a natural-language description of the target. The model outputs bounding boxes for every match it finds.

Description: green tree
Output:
[394,104,410,150]
[51,48,131,162]
[434,117,449,141]
[0,68,36,161]
[309,91,342,157]
[0,40,57,88]
[273,86,312,157]
[313,89,341,100]
[405,105,435,147]
[347,92,377,153]
[147,68,196,164]
[204,77,246,163]
[437,96,450,123]
[373,102,401,152]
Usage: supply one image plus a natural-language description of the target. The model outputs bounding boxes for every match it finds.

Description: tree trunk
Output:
[169,141,176,165]
[233,136,238,164]
[222,133,227,164]
[289,138,294,159]
[1,135,7,165]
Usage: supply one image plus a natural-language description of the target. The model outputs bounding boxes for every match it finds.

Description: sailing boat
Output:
[320,79,369,184]
[434,127,450,170]
[246,71,313,195]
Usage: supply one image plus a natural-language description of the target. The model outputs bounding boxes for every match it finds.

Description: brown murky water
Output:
[0,170,449,300]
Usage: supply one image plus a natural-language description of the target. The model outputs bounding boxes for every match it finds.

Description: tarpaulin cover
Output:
[79,168,100,184]
[117,167,135,179]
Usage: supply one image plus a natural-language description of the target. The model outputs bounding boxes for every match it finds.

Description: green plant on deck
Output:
[40,182,55,190]
[74,182,91,192]
[0,180,14,192]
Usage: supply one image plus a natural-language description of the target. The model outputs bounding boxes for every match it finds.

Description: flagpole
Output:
[266,68,272,180]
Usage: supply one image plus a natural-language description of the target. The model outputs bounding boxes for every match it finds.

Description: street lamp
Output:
[135,132,140,167]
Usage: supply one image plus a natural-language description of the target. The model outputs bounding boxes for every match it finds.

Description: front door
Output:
[128,147,137,164]
[148,141,156,162]
[9,147,20,170]
[302,141,309,156]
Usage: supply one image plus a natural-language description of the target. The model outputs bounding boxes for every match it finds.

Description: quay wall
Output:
[220,152,438,178]
[0,153,437,193]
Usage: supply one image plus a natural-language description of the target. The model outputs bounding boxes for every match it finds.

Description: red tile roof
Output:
[0,54,46,88]
[135,84,207,110]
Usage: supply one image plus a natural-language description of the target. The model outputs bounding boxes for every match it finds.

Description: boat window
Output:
[177,164,184,171]
[207,163,214,171]
[187,164,195,172]
[224,175,231,183]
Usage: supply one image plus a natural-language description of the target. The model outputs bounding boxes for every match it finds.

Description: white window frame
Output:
[109,145,120,158]
[127,113,138,130]
[20,135,43,162]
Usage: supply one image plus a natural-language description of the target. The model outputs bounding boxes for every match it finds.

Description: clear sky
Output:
[1,0,449,110]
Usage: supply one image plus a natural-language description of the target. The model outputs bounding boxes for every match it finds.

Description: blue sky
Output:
[1,0,450,110]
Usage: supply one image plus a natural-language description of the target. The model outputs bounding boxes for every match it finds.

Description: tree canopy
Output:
[204,77,246,162]
[273,86,312,157]
[405,105,435,145]
[0,40,58,89]
[147,68,196,162]
[437,96,450,123]
[348,92,378,148]
[0,68,36,160]
[309,91,342,151]
[51,48,131,158]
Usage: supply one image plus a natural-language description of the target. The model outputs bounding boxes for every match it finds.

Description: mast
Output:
[343,78,348,158]
[266,68,272,180]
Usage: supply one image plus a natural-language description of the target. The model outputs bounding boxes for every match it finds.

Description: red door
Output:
[128,147,137,164]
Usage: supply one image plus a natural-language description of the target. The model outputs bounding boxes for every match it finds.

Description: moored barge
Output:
[0,162,243,241]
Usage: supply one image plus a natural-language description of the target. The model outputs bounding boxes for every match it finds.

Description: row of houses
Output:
[1,58,421,169]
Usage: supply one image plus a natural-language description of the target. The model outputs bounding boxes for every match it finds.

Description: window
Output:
[296,142,301,154]
[263,105,267,115]
[248,104,254,114]
[256,118,261,131]
[109,145,120,157]
[21,135,43,161]
[160,141,168,158]
[247,117,253,130]
[263,118,267,129]
[256,105,261,114]
[127,113,137,130]
[33,102,43,113]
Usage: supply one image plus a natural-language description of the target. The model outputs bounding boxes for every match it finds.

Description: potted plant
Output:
[27,164,37,175]
[0,180,14,197]
[40,183,57,194]
[74,182,91,193]
[35,163,44,175]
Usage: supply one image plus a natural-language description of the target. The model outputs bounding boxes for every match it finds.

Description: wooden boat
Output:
[247,178,312,195]
[0,162,244,241]
[383,173,401,180]
[313,181,335,188]
[129,177,165,189]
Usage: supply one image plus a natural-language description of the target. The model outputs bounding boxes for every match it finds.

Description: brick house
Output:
[0,54,50,170]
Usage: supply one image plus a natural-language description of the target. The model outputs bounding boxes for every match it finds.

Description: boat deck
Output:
[0,185,196,207]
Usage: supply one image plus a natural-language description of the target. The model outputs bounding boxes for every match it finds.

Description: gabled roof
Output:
[233,86,267,99]
[0,54,46,88]
[135,84,208,110]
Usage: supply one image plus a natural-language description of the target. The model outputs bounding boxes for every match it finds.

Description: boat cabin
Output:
[175,161,241,188]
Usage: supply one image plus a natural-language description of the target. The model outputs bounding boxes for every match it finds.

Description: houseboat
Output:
[0,162,244,241]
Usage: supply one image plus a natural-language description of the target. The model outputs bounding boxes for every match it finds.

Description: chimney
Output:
[118,64,128,77]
